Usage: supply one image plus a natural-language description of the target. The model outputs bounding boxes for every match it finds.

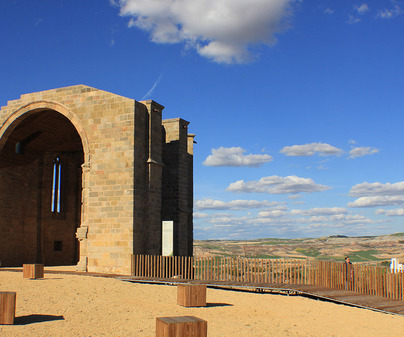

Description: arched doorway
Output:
[0,108,84,266]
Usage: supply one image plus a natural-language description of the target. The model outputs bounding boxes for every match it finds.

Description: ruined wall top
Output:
[1,85,128,111]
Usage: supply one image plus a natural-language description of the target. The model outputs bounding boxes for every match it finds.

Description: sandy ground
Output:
[1,269,403,337]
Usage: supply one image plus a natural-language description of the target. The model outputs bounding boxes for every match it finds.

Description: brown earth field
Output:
[194,233,404,265]
[1,269,404,337]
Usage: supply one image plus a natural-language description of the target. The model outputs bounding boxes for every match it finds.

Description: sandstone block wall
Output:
[162,119,194,256]
[0,85,194,275]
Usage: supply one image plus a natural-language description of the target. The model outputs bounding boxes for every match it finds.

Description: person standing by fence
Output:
[344,256,354,290]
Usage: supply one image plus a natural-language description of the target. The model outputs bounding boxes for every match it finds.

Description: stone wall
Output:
[0,85,194,274]
[0,159,39,265]
[162,119,194,256]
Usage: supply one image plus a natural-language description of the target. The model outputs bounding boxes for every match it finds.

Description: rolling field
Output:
[194,233,404,265]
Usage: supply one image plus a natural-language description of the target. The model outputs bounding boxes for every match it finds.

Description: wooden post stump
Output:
[177,284,206,307]
[156,316,207,337]
[23,264,44,279]
[0,292,16,325]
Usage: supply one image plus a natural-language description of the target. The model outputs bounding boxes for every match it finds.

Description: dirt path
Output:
[1,270,403,336]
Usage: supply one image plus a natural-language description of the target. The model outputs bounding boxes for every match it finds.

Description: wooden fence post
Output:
[132,254,403,301]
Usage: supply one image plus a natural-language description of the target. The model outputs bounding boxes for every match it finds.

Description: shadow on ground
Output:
[206,302,233,307]
[14,314,65,325]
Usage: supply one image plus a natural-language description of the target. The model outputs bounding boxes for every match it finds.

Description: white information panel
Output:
[162,221,174,256]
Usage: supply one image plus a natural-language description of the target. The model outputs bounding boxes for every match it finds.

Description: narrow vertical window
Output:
[51,156,62,213]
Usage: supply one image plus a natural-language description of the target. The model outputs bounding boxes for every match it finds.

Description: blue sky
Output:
[1,0,404,240]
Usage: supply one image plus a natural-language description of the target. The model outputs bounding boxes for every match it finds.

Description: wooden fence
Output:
[131,255,404,301]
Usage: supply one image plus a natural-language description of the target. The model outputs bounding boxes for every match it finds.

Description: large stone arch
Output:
[0,101,90,267]
[0,100,90,160]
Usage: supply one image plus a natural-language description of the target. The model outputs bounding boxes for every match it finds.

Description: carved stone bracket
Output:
[147,157,165,166]
[76,226,88,241]
[81,161,90,171]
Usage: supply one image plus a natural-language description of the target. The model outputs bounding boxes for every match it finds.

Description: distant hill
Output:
[194,233,404,264]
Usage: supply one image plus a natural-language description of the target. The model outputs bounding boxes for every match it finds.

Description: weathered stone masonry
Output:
[0,85,194,275]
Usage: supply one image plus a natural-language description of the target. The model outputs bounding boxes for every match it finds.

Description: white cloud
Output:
[323,8,334,15]
[193,212,211,219]
[349,181,404,197]
[330,214,372,224]
[194,207,377,239]
[378,4,402,19]
[194,198,282,210]
[209,215,250,225]
[293,213,375,225]
[348,181,404,207]
[290,207,348,216]
[375,208,404,216]
[214,224,237,227]
[203,147,272,167]
[280,142,343,157]
[258,209,287,218]
[347,3,369,24]
[349,146,379,158]
[355,4,369,15]
[287,194,302,200]
[115,0,296,64]
[227,175,330,194]
[347,15,361,24]
[348,195,404,208]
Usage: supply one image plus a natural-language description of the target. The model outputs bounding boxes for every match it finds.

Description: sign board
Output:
[162,221,174,256]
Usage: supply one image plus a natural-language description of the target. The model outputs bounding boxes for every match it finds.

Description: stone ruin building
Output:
[0,85,194,275]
